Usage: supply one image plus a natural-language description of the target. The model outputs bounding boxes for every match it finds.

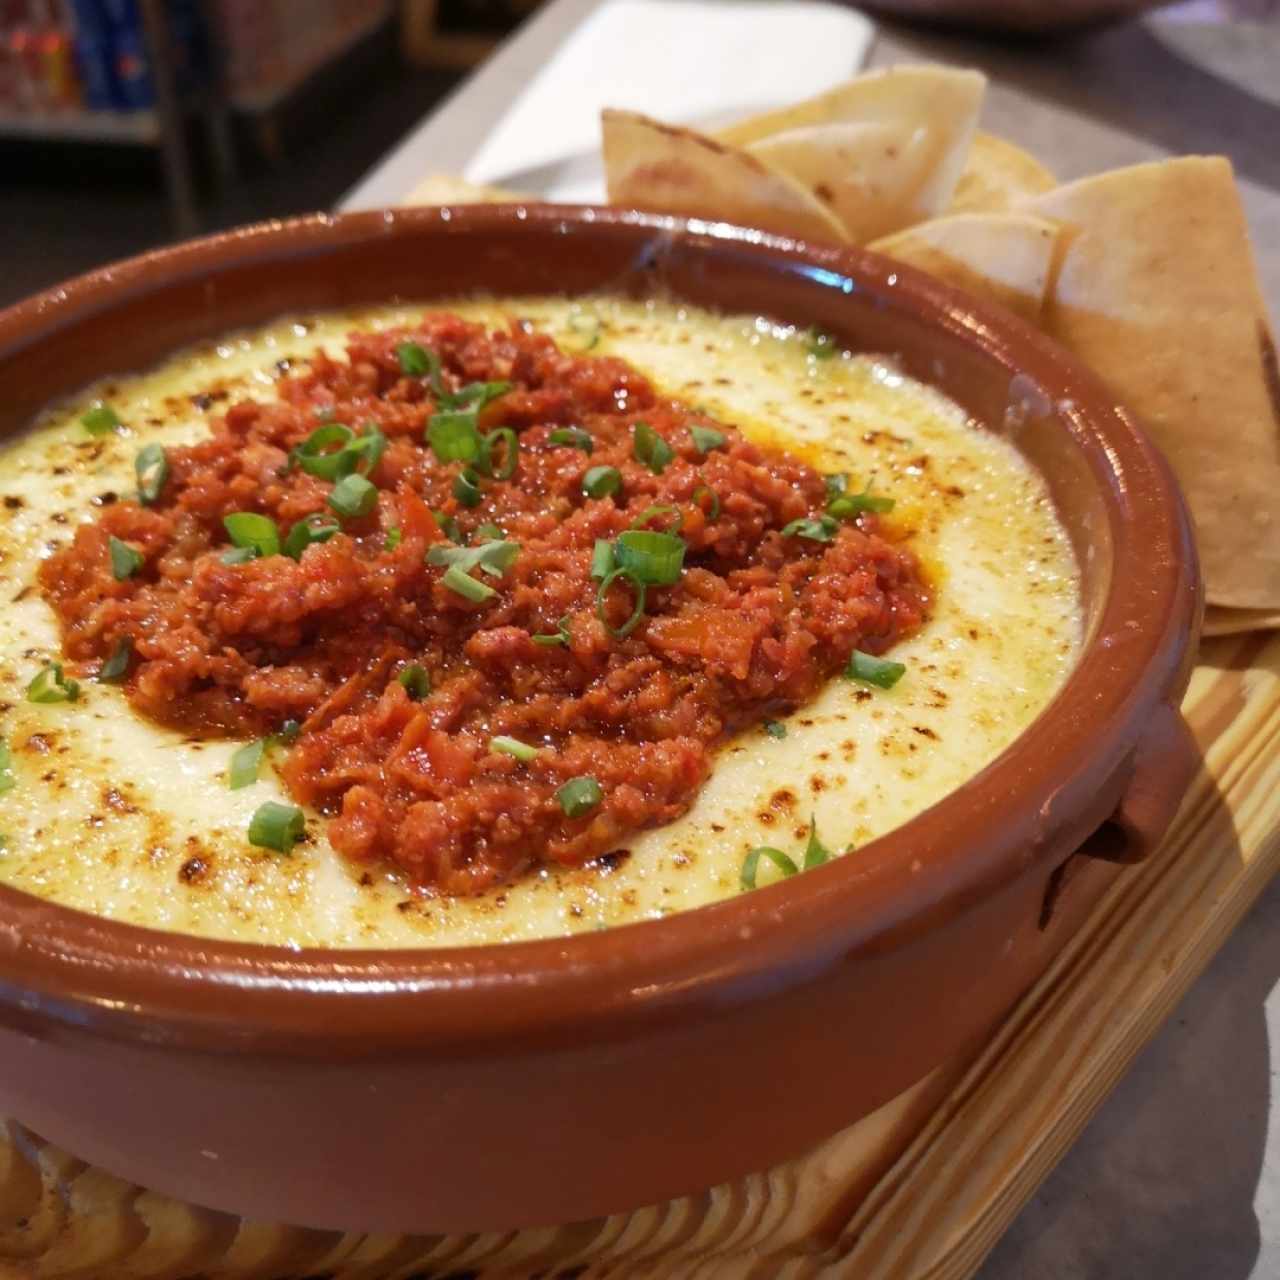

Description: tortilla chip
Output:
[869,212,1058,322]
[602,109,849,244]
[1028,157,1280,610]
[948,132,1056,214]
[1203,606,1280,636]
[398,174,528,206]
[716,66,986,241]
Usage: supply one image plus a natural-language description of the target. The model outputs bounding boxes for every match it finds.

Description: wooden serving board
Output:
[0,628,1277,1280]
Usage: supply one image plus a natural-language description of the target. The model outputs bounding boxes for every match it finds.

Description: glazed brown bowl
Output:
[0,205,1200,1234]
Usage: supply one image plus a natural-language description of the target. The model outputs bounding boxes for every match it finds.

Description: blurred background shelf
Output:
[0,103,157,139]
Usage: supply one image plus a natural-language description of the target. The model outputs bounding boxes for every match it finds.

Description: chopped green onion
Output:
[533,614,572,648]
[81,402,123,435]
[427,539,520,578]
[557,776,602,818]
[221,546,257,565]
[740,846,800,890]
[0,741,14,794]
[804,327,838,360]
[398,664,430,700]
[803,817,832,870]
[692,485,720,520]
[396,341,444,394]
[780,515,839,542]
[108,535,143,581]
[629,503,683,534]
[283,515,340,560]
[548,426,593,454]
[349,423,388,476]
[474,522,504,541]
[291,423,355,479]
[27,662,80,704]
[633,421,674,475]
[590,538,615,580]
[596,567,647,638]
[582,465,621,500]
[613,530,685,586]
[690,425,727,454]
[427,411,483,466]
[328,473,378,519]
[223,512,280,559]
[763,719,786,739]
[247,800,305,854]
[846,650,907,689]
[492,735,538,762]
[568,315,601,350]
[442,563,495,601]
[135,443,168,504]
[453,467,484,508]
[432,511,462,542]
[825,473,849,500]
[441,380,510,412]
[384,526,403,551]
[99,636,133,683]
[277,719,301,745]
[229,739,266,790]
[483,427,519,480]
[828,491,895,519]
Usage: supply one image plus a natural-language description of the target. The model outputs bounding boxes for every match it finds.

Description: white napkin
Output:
[464,0,874,197]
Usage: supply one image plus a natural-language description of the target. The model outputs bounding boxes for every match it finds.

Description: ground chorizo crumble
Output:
[40,313,929,894]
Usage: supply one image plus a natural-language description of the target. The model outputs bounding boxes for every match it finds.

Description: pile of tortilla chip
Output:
[401,66,1280,634]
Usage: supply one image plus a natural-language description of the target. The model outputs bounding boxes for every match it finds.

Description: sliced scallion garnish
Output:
[247,800,305,854]
[291,423,354,479]
[692,485,720,520]
[548,426,593,454]
[492,735,538,762]
[427,410,484,466]
[596,567,647,638]
[474,522,504,541]
[739,846,799,890]
[277,718,301,745]
[229,739,267,790]
[81,402,123,435]
[384,526,403,551]
[453,467,484,508]
[399,664,430,700]
[763,719,786,739]
[780,515,839,542]
[629,504,683,534]
[690,425,726,454]
[590,538,615,580]
[432,511,462,542]
[557,776,602,818]
[223,512,280,560]
[846,650,907,689]
[825,473,848,499]
[613,530,685,586]
[221,546,257,565]
[283,514,340,560]
[99,636,133,683]
[396,340,444,395]
[135,443,168,504]
[426,539,520,578]
[804,327,838,360]
[441,380,510,412]
[828,491,895,519]
[803,817,832,870]
[108,535,143,581]
[532,614,572,648]
[633,421,674,475]
[483,427,519,480]
[27,661,80,704]
[328,473,378,519]
[582,465,621,500]
[442,563,495,601]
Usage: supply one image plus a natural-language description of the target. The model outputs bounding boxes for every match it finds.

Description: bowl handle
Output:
[1080,703,1199,865]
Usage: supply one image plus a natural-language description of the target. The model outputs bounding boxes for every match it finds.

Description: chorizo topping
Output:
[39,312,930,894]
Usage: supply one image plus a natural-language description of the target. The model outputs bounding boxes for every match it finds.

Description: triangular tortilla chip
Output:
[1203,606,1280,636]
[602,109,849,243]
[869,212,1058,322]
[398,174,528,207]
[948,132,1056,215]
[716,66,986,241]
[1028,157,1280,610]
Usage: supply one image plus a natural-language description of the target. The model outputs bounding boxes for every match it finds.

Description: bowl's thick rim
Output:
[0,205,1199,1053]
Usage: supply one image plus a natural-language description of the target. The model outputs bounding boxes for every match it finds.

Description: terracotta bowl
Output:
[0,206,1200,1234]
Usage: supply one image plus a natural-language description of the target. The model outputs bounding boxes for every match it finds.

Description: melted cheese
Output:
[0,297,1080,948]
